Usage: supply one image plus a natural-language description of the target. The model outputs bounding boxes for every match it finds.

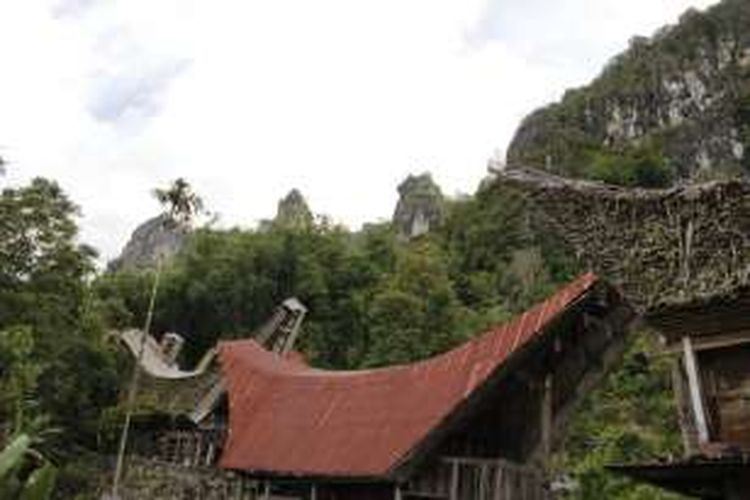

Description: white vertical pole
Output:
[394,485,403,500]
[682,336,710,443]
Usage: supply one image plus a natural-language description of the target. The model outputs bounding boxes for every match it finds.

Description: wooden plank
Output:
[441,456,529,471]
[493,467,503,500]
[664,330,750,354]
[263,480,271,500]
[394,485,403,500]
[671,361,698,456]
[449,460,459,500]
[682,336,710,443]
[478,463,488,499]
[540,374,553,464]
[701,344,750,447]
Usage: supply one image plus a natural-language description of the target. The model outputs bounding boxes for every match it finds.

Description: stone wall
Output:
[108,457,259,500]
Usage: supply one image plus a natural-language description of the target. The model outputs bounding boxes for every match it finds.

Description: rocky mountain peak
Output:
[109,214,189,272]
[392,173,444,239]
[273,189,314,230]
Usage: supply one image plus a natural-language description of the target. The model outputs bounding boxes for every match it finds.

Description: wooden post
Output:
[310,483,317,500]
[671,360,698,456]
[493,465,503,500]
[394,484,403,500]
[193,432,203,467]
[682,336,710,443]
[540,374,553,464]
[478,463,488,499]
[449,459,459,500]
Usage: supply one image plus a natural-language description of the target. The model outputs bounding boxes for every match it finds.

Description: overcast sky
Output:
[0,0,719,262]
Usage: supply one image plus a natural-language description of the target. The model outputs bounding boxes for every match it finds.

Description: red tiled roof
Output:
[218,272,598,478]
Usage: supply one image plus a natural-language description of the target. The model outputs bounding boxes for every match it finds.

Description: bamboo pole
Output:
[111,258,162,498]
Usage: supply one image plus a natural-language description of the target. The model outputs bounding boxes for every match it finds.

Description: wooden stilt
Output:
[540,374,553,464]
[449,459,459,500]
[682,336,710,443]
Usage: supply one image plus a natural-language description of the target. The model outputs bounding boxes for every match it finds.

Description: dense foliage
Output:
[0,179,119,497]
[0,177,683,498]
[506,0,750,187]
[557,333,684,499]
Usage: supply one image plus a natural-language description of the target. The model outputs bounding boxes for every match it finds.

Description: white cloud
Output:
[0,0,721,262]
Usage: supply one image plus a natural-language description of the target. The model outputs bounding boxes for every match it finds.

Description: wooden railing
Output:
[405,456,550,500]
[154,429,224,467]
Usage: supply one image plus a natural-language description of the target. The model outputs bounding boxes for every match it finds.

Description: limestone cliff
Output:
[109,214,188,271]
[273,189,314,230]
[507,0,750,186]
[392,173,444,239]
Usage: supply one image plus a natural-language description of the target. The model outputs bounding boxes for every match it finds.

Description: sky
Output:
[0,0,720,262]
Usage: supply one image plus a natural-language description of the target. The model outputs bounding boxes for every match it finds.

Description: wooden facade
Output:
[649,296,750,456]
[614,293,750,499]
[395,284,632,500]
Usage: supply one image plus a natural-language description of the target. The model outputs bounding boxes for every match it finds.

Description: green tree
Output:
[152,177,204,226]
[0,178,117,497]
[557,333,685,499]
[364,241,468,367]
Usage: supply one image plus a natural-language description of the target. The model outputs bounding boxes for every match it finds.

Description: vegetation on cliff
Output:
[507,0,750,186]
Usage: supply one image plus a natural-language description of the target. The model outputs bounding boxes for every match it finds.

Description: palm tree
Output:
[152,178,204,227]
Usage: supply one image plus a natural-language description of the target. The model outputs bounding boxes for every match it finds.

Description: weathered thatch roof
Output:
[496,167,750,313]
[116,329,222,421]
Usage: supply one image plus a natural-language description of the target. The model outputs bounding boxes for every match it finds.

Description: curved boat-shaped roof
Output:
[219,272,598,478]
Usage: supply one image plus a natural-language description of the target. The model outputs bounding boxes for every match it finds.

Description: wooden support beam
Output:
[478,463,488,499]
[263,480,271,500]
[665,330,750,354]
[281,310,305,355]
[493,466,503,500]
[671,361,698,456]
[682,336,710,443]
[449,459,459,500]
[540,374,553,464]
[394,485,403,500]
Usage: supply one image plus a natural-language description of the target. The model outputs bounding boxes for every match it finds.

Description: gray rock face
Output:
[274,189,314,230]
[392,173,444,239]
[109,214,188,271]
[507,0,750,183]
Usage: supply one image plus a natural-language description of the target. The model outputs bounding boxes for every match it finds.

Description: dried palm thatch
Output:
[496,167,750,313]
